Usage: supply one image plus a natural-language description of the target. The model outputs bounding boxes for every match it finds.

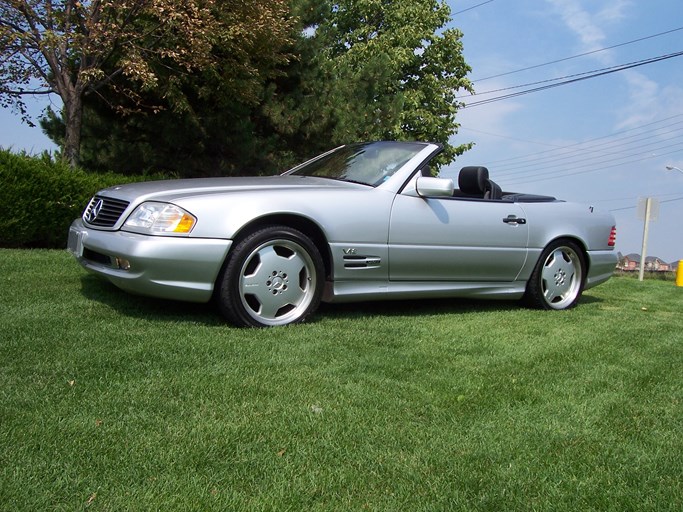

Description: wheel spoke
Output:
[257,294,286,320]
[252,245,280,272]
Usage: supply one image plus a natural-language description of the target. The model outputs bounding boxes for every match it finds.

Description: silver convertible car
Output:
[68,141,617,327]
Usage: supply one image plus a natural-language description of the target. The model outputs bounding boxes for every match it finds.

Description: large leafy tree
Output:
[0,0,291,167]
[265,0,473,167]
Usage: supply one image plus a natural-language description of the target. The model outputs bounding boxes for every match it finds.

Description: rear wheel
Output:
[524,240,585,310]
[217,226,324,327]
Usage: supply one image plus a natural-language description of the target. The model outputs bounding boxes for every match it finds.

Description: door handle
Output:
[503,215,526,225]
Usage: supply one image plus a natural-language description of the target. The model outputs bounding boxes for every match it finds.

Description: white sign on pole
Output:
[637,197,659,221]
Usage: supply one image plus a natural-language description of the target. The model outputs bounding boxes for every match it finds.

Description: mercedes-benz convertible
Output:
[68,141,617,327]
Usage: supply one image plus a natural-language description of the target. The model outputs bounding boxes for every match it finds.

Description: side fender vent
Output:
[343,255,382,269]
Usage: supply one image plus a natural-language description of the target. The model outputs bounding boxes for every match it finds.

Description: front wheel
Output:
[217,226,324,327]
[524,240,586,310]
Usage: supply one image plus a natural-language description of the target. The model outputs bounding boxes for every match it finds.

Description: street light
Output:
[665,165,683,174]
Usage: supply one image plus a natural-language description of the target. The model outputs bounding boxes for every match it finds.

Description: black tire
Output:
[217,226,324,327]
[524,239,586,310]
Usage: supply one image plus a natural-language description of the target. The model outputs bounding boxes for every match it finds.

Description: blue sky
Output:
[1,0,682,262]
[443,0,683,262]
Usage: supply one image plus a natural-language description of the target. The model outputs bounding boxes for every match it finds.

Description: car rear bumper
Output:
[68,219,232,302]
[585,250,618,289]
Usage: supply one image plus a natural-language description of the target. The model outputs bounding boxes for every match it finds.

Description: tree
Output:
[264,0,473,167]
[0,0,283,167]
[36,0,472,175]
[37,0,294,175]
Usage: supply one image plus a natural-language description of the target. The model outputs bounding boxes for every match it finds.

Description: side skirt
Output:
[323,280,527,304]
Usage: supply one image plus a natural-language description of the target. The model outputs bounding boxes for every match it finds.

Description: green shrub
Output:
[0,149,163,249]
[613,269,676,281]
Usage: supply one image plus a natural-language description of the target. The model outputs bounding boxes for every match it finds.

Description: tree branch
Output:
[0,86,54,95]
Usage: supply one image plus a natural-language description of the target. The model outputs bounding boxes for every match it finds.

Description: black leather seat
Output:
[458,166,502,200]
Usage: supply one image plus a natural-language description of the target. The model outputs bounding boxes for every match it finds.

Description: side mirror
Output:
[416,177,454,198]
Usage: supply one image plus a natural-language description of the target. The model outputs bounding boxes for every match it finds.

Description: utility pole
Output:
[639,197,652,282]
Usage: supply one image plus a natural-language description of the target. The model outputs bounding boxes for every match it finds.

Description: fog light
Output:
[115,258,131,271]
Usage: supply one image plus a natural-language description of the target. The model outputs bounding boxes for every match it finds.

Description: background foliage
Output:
[0,0,240,167]
[1,0,473,246]
[36,0,472,176]
[0,149,152,248]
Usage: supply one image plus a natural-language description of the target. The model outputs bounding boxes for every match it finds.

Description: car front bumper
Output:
[68,219,232,302]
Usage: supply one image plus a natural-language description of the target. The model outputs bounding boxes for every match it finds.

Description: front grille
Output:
[83,196,130,227]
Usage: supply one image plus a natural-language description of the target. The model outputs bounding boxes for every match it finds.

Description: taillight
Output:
[608,226,617,247]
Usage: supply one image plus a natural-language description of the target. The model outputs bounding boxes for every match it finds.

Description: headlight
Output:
[122,202,196,235]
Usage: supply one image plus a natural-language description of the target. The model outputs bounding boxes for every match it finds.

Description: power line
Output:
[453,1,495,16]
[465,52,683,98]
[461,50,683,108]
[505,146,683,186]
[610,196,683,212]
[496,126,683,175]
[458,126,567,149]
[458,115,683,187]
[586,192,683,204]
[472,26,683,83]
[503,139,683,181]
[499,140,683,185]
[466,114,683,167]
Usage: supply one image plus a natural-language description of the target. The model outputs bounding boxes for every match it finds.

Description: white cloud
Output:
[545,0,633,60]
[543,0,679,134]
[546,0,607,52]
[614,70,660,129]
[596,0,633,24]
[615,70,683,129]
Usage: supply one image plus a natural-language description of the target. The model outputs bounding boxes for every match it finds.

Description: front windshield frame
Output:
[284,142,430,187]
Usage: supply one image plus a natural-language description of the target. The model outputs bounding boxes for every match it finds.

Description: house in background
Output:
[619,253,640,271]
[617,253,673,272]
[645,256,672,272]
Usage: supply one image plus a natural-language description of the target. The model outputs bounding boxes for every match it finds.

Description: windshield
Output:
[287,142,427,186]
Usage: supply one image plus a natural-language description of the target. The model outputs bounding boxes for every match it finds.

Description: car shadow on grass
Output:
[79,274,605,326]
[317,290,605,321]
[78,275,224,325]
[317,297,521,320]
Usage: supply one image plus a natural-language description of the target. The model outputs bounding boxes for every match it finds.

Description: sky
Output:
[441,0,683,263]
[1,0,683,262]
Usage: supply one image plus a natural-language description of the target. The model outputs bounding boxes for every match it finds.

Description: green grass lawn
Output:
[1,249,682,511]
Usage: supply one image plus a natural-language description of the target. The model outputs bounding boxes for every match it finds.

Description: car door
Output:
[388,193,529,282]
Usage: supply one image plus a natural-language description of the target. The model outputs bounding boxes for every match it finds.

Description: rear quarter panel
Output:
[516,201,617,281]
[522,201,614,250]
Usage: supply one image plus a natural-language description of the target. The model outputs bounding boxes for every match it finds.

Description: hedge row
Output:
[0,149,162,249]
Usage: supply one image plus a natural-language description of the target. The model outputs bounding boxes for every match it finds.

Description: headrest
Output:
[458,166,489,195]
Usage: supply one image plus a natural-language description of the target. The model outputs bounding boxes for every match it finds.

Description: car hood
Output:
[97,175,363,203]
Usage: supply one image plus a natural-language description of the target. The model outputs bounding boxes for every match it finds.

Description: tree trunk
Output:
[62,92,83,168]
